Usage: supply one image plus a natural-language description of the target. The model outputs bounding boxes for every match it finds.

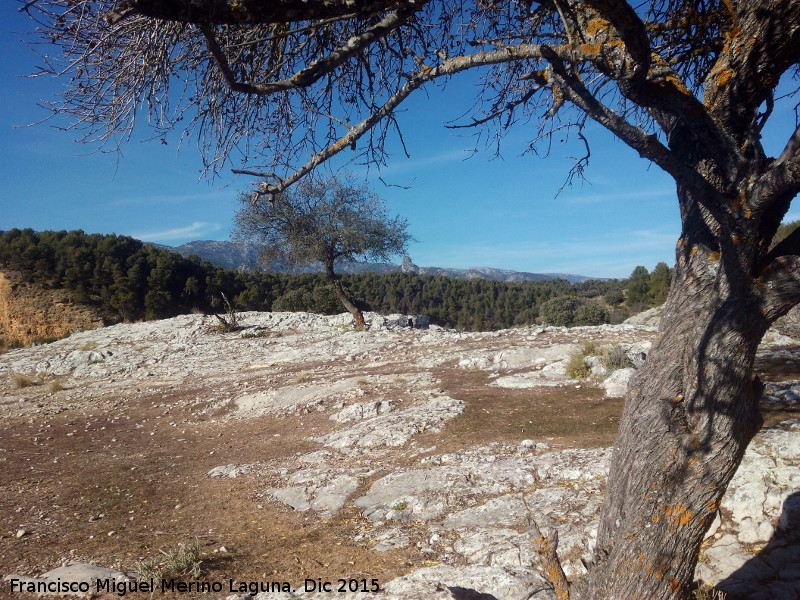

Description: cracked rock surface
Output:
[2,311,798,600]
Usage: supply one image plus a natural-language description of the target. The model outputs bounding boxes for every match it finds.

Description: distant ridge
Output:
[165,239,602,284]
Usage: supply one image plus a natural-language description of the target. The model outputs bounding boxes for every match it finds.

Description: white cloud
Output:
[133,221,222,242]
[369,149,474,179]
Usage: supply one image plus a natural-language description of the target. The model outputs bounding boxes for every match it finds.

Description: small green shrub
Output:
[600,345,631,370]
[540,296,584,327]
[574,301,610,326]
[565,343,598,379]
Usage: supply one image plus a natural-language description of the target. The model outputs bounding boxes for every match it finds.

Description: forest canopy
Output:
[0,228,652,331]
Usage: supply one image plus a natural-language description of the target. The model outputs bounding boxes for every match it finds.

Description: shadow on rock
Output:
[717,491,800,600]
[448,587,499,600]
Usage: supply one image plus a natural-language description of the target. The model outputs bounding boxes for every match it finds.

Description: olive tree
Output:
[19,0,800,598]
[233,174,411,327]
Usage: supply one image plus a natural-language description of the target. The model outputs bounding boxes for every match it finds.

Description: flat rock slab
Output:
[315,396,465,449]
[5,562,130,596]
[220,565,554,600]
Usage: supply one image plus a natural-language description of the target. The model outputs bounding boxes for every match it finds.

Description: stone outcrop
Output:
[0,270,103,349]
[3,310,798,600]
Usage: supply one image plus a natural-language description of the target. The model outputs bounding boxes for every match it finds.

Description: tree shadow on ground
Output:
[447,588,499,600]
[717,491,800,599]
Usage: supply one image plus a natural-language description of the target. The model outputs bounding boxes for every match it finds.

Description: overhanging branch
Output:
[749,124,800,219]
[760,254,800,322]
[201,3,426,96]
[238,44,577,198]
[113,0,411,25]
[542,48,729,225]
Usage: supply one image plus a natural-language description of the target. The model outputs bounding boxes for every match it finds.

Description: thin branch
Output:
[232,168,279,179]
[241,44,578,198]
[200,3,425,96]
[116,0,411,25]
[748,124,800,218]
[776,124,800,169]
[445,87,540,130]
[542,48,728,224]
[522,503,570,600]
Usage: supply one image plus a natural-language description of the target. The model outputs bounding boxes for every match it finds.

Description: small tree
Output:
[233,175,412,328]
[648,262,673,306]
[574,301,610,326]
[540,296,583,327]
[625,265,651,308]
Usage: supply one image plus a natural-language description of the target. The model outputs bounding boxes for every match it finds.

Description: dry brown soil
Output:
[1,337,797,599]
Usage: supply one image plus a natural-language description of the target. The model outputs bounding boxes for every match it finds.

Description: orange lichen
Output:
[709,251,720,261]
[579,43,603,56]
[715,67,735,88]
[585,17,611,37]
[325,138,349,154]
[665,503,695,527]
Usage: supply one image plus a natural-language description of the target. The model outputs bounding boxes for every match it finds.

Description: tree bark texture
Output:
[583,182,771,599]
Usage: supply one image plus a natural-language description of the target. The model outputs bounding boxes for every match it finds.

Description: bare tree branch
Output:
[760,253,800,322]
[243,44,582,198]
[704,0,800,139]
[748,125,800,224]
[526,517,571,600]
[113,0,411,25]
[776,124,800,170]
[200,3,426,96]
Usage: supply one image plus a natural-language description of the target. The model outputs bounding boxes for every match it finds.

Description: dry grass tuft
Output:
[134,539,202,581]
[46,379,66,393]
[11,372,38,389]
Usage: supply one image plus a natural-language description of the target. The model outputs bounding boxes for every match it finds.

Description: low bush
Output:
[565,343,598,379]
[600,345,631,370]
[133,540,202,581]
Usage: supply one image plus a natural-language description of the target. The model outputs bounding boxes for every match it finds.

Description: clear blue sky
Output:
[1,4,796,279]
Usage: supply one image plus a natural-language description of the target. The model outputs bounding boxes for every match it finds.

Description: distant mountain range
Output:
[161,240,601,284]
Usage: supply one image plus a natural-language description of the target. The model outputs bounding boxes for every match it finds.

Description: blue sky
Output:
[1,4,797,279]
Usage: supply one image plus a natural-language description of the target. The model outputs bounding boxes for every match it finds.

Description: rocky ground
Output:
[0,311,798,599]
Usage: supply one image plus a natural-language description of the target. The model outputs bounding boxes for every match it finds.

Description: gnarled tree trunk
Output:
[583,181,775,599]
[325,262,366,328]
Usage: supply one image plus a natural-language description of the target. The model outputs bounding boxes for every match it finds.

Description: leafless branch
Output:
[200,3,426,96]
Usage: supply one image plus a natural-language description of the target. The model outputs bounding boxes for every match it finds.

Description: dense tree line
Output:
[0,228,633,331]
[624,262,674,310]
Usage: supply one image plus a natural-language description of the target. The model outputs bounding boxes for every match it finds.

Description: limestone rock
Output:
[315,396,464,449]
[601,368,636,397]
[330,400,397,423]
[5,562,130,596]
